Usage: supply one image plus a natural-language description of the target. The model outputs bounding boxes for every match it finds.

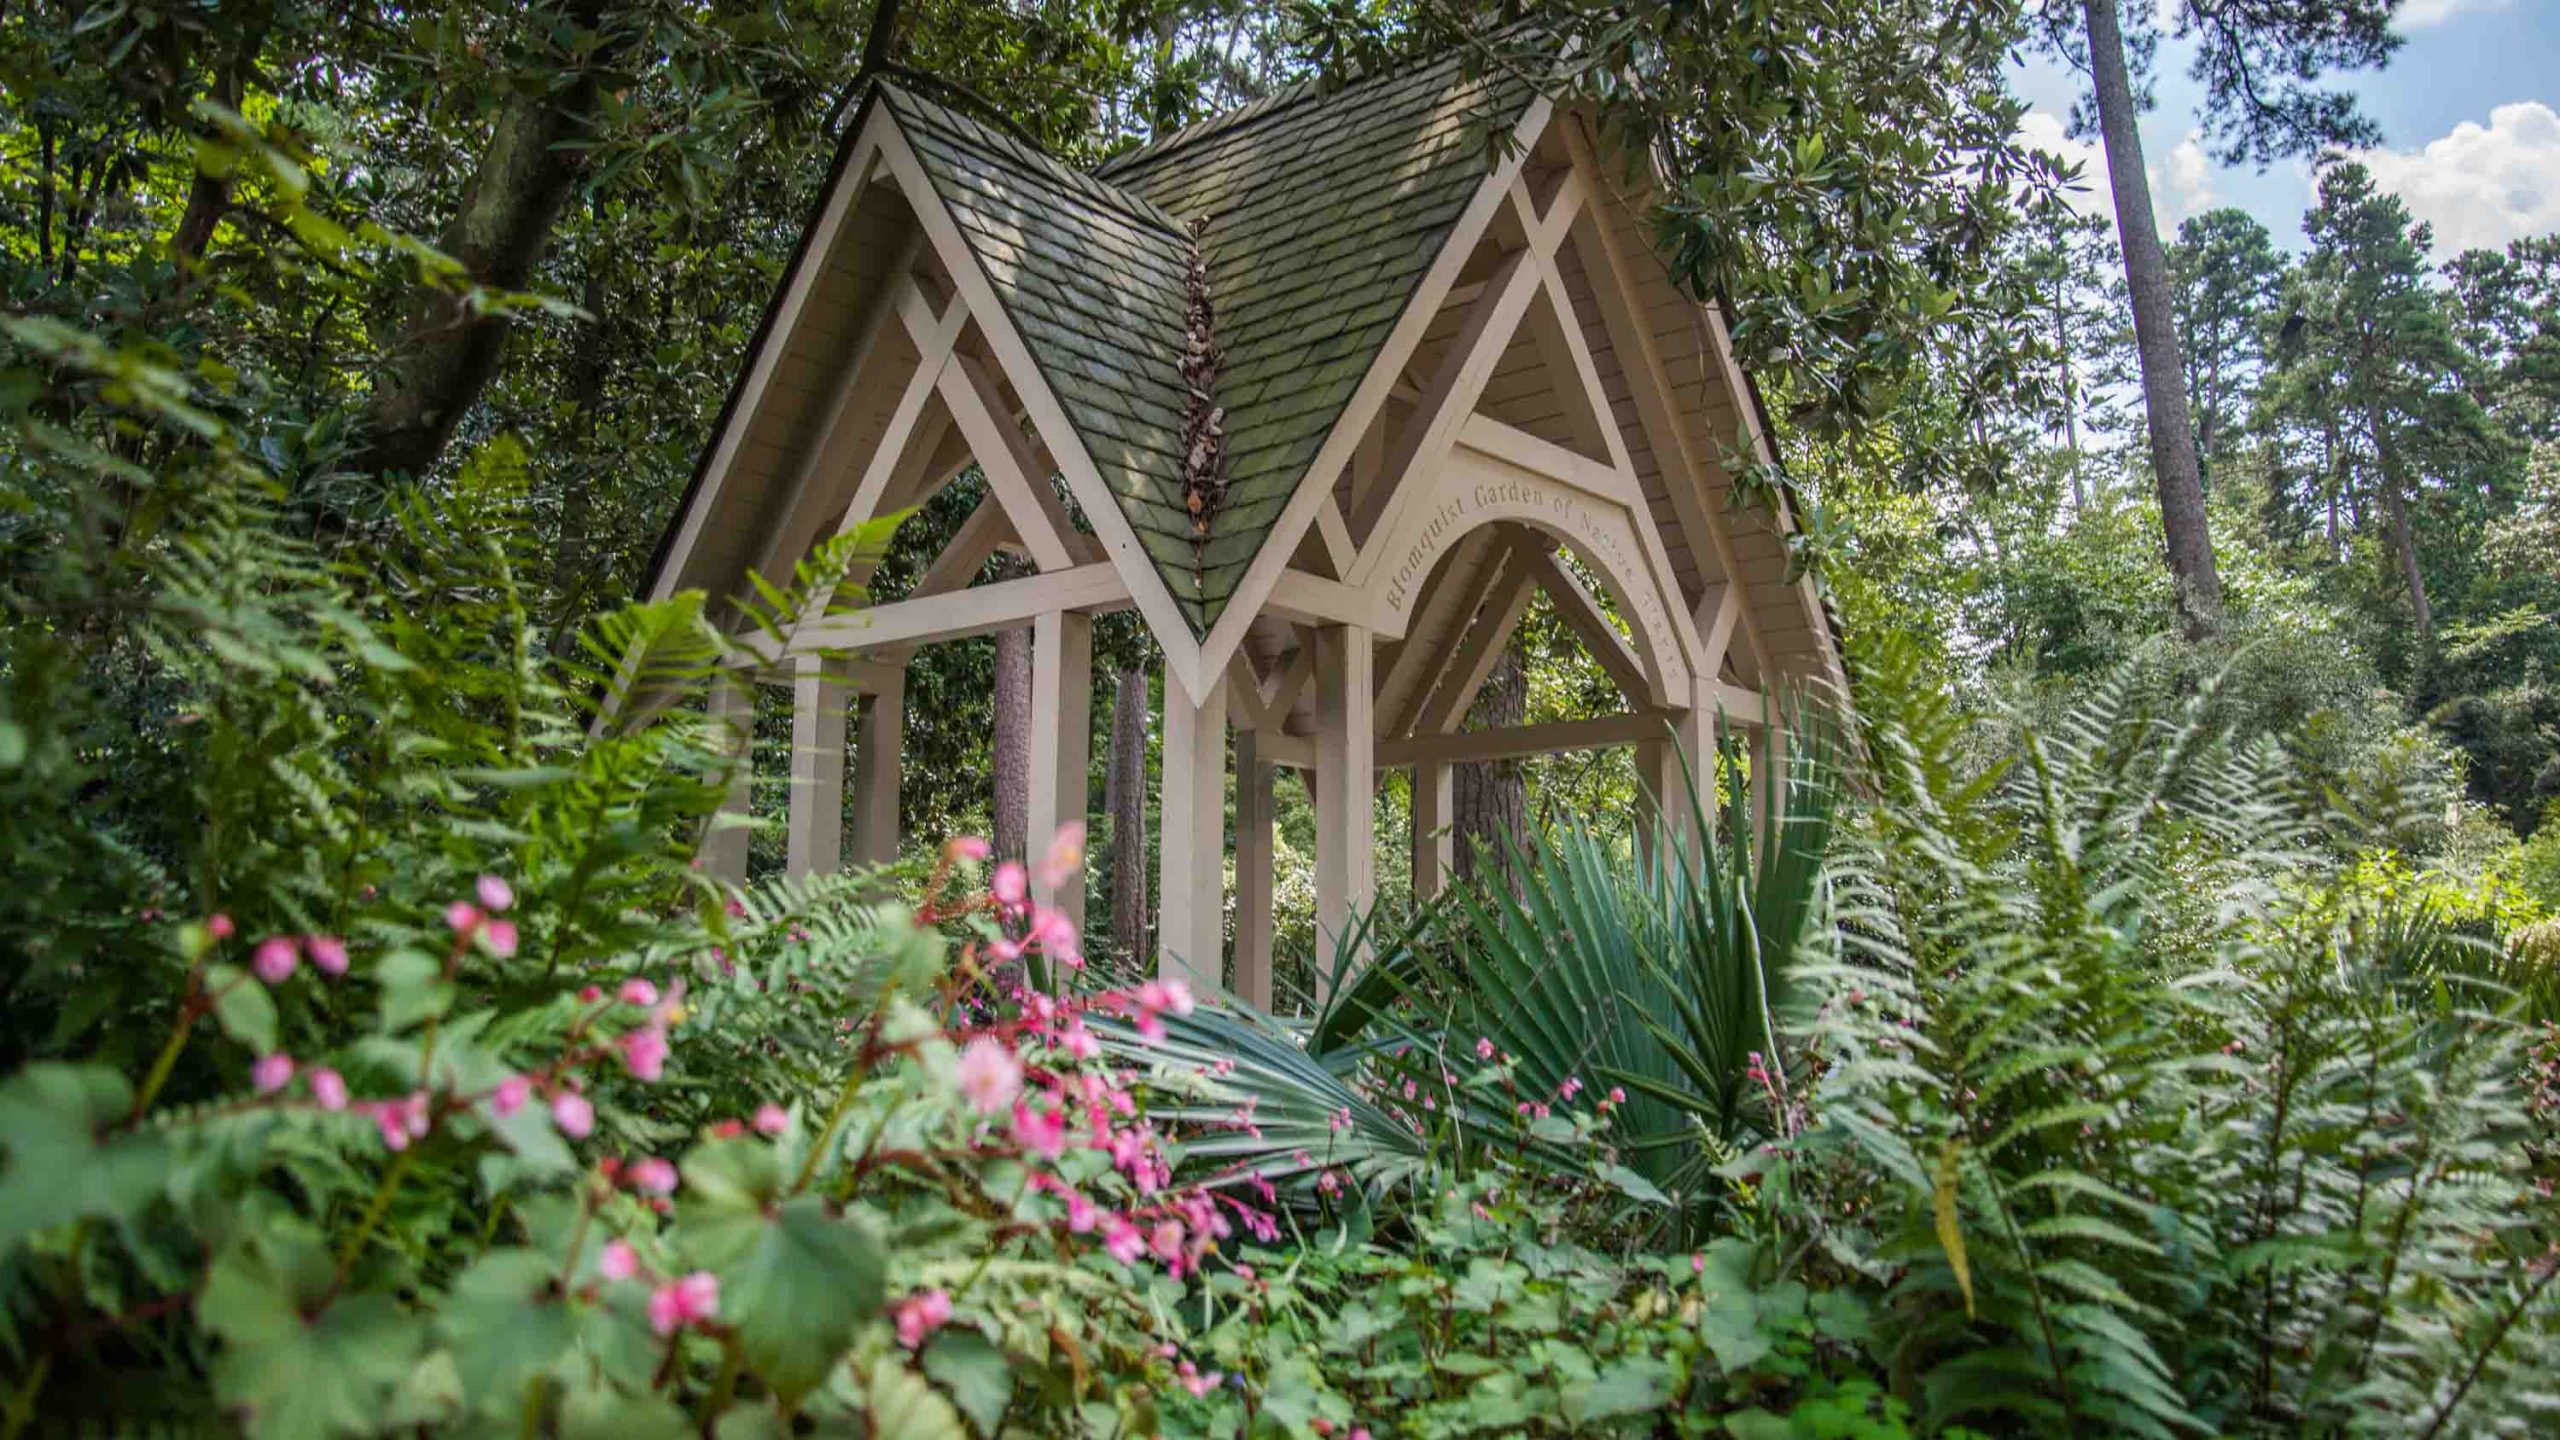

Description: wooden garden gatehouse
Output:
[645,51,1842,1005]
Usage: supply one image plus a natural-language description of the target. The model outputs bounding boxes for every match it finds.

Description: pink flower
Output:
[1176,1360,1221,1398]
[1058,1021,1101,1062]
[490,1075,531,1117]
[1690,1253,1706,1276]
[619,978,660,1006]
[1011,1102,1068,1161]
[992,861,1029,908]
[1148,1219,1186,1263]
[444,901,481,934]
[252,937,298,985]
[1102,1216,1146,1265]
[955,1037,1023,1114]
[647,1271,719,1335]
[950,835,991,862]
[1607,1086,1626,1106]
[598,1240,639,1282]
[1036,823,1085,890]
[371,1100,419,1151]
[309,1067,348,1111]
[621,1025,669,1082]
[306,935,349,976]
[577,985,603,1003]
[1474,1036,1496,1061]
[1062,1188,1098,1233]
[1138,978,1196,1018]
[1560,1076,1582,1101]
[893,1289,954,1349]
[206,913,235,940]
[552,1090,595,1139]
[751,1103,789,1136]
[628,1157,679,1195]
[480,919,519,958]
[251,1053,294,1095]
[476,875,514,913]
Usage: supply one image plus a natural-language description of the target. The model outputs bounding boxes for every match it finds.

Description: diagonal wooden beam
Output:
[939,352,1079,573]
[1346,249,1539,562]
[1519,545,1652,708]
[782,563,1128,656]
[906,493,1016,602]
[1409,531,1549,736]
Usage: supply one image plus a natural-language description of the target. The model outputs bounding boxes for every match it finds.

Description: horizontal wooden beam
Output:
[1453,412,1638,508]
[781,563,1129,656]
[1265,568,1379,633]
[1379,709,1682,767]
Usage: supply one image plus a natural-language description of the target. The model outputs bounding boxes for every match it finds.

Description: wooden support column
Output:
[1313,624,1375,994]
[702,671,756,884]
[1157,675,1228,985]
[1232,728,1277,1011]
[1411,760,1453,899]
[786,657,849,877]
[1025,610,1093,928]
[850,669,905,870]
[1636,703,1710,866]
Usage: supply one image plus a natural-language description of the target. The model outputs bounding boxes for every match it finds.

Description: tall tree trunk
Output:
[1452,632,1527,889]
[169,5,273,270]
[2366,404,2434,658]
[991,561,1032,860]
[351,0,614,484]
[2082,0,2224,639]
[1107,664,1150,957]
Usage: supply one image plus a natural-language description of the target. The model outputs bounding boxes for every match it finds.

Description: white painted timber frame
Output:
[649,87,1833,1006]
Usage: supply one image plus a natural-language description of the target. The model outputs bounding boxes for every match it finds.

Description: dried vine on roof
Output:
[1177,214,1225,587]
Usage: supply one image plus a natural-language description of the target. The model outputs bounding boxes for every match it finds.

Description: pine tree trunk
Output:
[550,248,612,647]
[1107,664,1150,957]
[351,0,614,484]
[2367,404,2434,657]
[1452,632,1527,889]
[2082,0,2224,639]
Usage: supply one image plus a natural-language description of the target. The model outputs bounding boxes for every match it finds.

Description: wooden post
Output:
[1232,727,1276,1010]
[702,671,756,884]
[1411,760,1453,899]
[850,668,905,870]
[1025,610,1093,928]
[1156,675,1228,985]
[786,657,848,877]
[1313,624,1375,995]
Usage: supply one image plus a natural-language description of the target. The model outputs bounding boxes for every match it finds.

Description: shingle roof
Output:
[887,53,1535,635]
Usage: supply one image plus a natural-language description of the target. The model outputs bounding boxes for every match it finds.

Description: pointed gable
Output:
[884,55,1532,634]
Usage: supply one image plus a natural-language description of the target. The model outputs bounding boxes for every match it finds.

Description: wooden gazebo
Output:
[643,51,1841,1005]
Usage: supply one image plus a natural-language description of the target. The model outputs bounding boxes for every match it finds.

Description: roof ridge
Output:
[879,83,1187,241]
[1092,46,1468,184]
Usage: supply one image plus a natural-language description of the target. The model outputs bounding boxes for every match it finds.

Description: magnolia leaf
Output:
[867,1356,972,1440]
[921,1327,1011,1436]
[0,1062,170,1252]
[1932,1138,1974,1319]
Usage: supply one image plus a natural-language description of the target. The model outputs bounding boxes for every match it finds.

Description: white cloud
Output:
[2157,130,2220,226]
[2018,110,2219,232]
[2394,0,2507,30]
[2351,102,2560,259]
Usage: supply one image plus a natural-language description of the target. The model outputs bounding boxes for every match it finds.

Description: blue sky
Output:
[2010,0,2559,262]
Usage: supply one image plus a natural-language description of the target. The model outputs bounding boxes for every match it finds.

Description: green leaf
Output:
[689,1192,882,1406]
[1598,1163,1671,1206]
[867,1357,972,1439]
[201,1227,424,1439]
[712,1406,793,1440]
[1568,1356,1674,1422]
[561,1386,693,1440]
[921,1327,1012,1436]
[208,964,279,1053]
[437,1248,574,1414]
[1932,1138,1974,1318]
[0,1062,170,1252]
[376,948,453,1030]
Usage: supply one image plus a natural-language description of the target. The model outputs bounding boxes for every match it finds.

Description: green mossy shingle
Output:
[883,54,1531,636]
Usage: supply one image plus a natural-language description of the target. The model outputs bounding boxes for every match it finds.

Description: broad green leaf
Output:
[1568,1356,1673,1423]
[201,1228,424,1440]
[0,1062,170,1251]
[437,1248,575,1413]
[921,1327,1012,1436]
[561,1386,693,1440]
[208,964,279,1053]
[868,1356,972,1440]
[692,1193,882,1406]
